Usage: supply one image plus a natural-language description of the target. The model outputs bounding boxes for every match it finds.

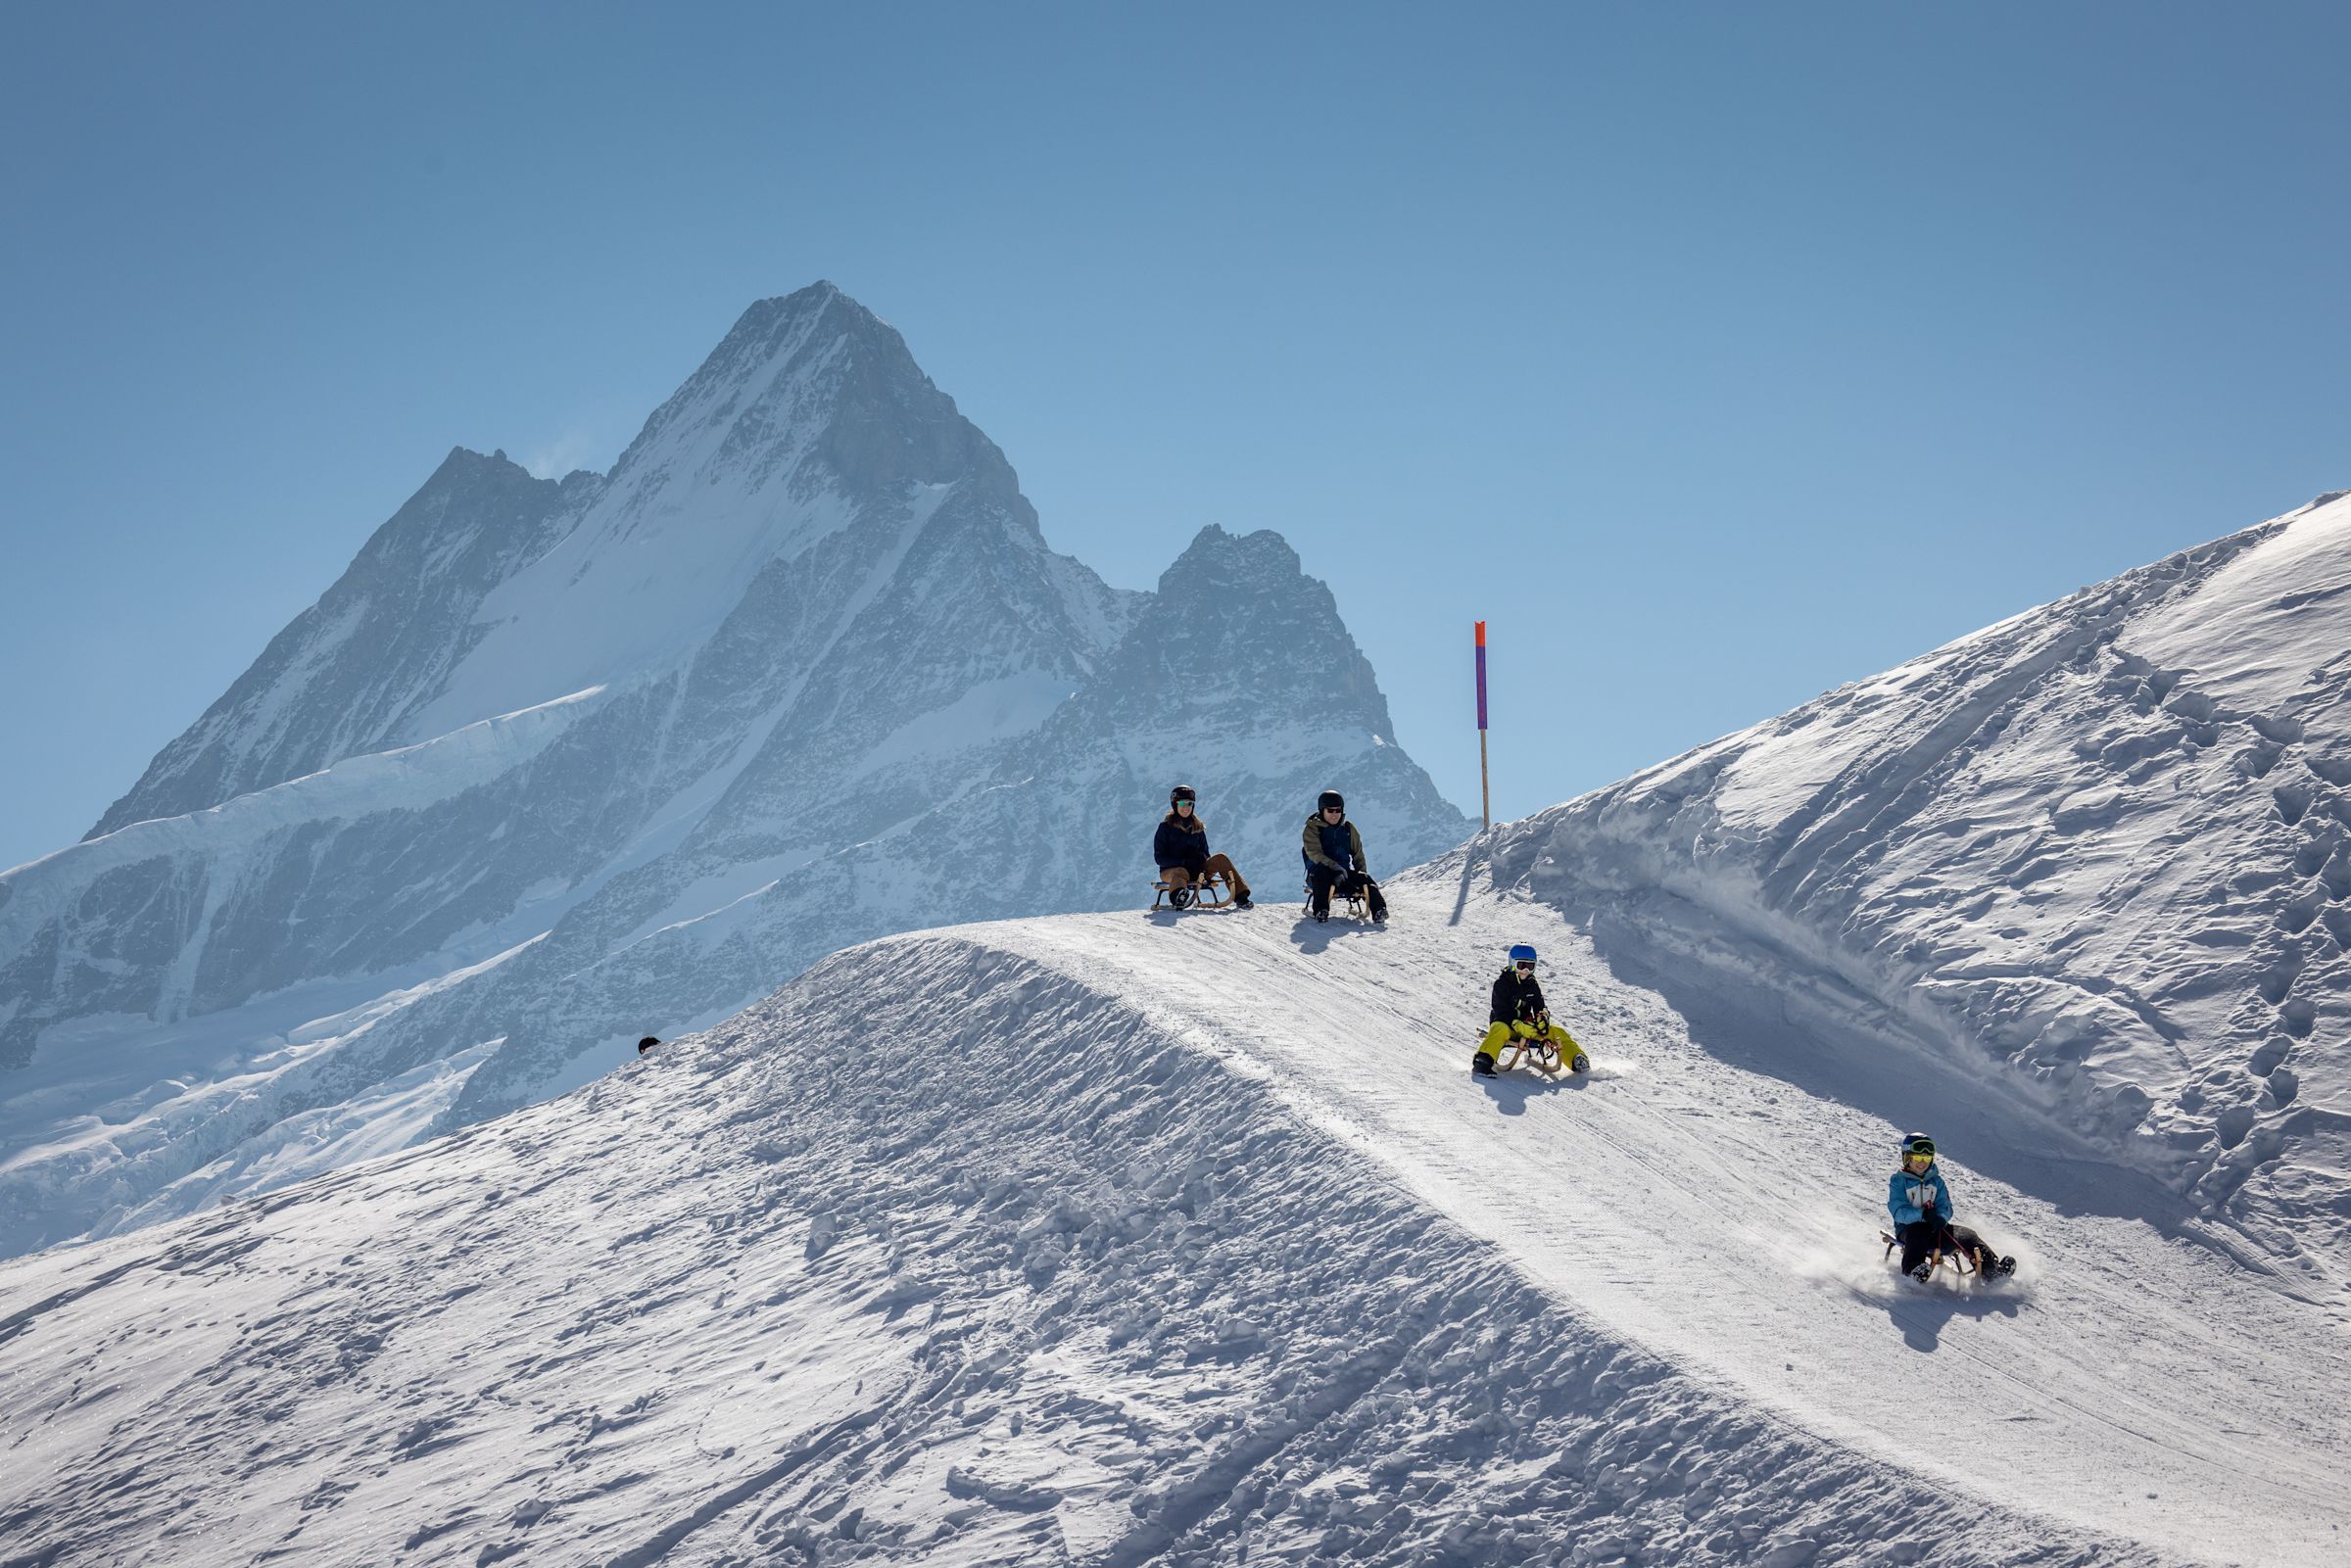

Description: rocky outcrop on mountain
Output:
[88,450,586,837]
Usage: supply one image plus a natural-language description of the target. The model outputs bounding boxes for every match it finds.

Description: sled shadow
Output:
[1287,915,1381,955]
[1477,1069,1581,1117]
[1871,1280,2027,1353]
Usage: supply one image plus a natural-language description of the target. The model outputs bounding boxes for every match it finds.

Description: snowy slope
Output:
[0,285,1467,1259]
[1484,492,2351,1293]
[4,880,2342,1567]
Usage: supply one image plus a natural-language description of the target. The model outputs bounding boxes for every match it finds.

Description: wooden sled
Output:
[1152,878,1228,911]
[1492,1024,1590,1076]
[1302,879,1370,921]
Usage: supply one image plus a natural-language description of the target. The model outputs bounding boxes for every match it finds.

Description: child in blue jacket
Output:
[1889,1133,2015,1280]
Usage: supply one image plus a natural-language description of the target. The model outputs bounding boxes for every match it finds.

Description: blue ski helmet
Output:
[1900,1132,1936,1161]
[1508,944,1538,967]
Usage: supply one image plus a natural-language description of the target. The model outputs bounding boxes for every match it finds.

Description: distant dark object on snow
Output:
[637,1036,660,1055]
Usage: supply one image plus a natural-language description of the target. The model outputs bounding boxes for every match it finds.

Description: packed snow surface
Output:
[3,878,2343,1567]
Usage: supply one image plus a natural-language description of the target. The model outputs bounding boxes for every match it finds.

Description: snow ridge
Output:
[1486,492,2351,1290]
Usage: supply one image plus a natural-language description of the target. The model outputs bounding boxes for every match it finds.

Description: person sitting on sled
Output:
[1889,1133,2015,1280]
[1302,788,1385,923]
[1473,943,1588,1078]
[1155,784,1253,908]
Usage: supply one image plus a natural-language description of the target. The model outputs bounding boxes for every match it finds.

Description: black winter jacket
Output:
[1490,968,1547,1025]
[1155,814,1209,873]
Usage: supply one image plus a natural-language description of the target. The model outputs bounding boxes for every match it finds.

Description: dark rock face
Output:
[90,449,581,836]
[0,284,1467,1252]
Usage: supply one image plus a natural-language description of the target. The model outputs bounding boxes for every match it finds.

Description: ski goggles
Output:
[1512,960,1536,973]
[1175,800,1194,809]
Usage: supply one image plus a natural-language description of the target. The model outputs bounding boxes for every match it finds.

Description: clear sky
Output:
[4,3,2346,872]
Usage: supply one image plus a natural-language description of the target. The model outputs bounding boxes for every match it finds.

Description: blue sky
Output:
[3,3,2345,871]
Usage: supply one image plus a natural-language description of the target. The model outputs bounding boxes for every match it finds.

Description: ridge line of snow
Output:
[0,689,605,940]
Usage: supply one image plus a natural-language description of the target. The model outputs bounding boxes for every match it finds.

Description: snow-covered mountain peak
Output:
[90,284,1036,836]
[602,280,969,499]
[0,287,1466,1251]
[403,285,1027,739]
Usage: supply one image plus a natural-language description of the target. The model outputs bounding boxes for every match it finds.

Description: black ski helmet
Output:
[1317,788,1345,813]
[1171,784,1197,807]
[1900,1132,1936,1160]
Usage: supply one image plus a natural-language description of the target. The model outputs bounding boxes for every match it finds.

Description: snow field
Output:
[1,922,2183,1568]
[976,875,2349,1566]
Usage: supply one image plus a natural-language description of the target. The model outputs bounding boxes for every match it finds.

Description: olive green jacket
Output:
[1301,813,1368,876]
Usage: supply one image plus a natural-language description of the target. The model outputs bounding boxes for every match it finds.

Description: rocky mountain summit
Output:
[0,284,1468,1258]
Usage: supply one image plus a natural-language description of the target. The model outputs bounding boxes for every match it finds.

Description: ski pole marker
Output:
[1475,620,1488,731]
[1475,620,1490,830]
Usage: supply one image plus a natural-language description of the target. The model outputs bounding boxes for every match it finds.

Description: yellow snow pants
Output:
[1477,1020,1581,1067]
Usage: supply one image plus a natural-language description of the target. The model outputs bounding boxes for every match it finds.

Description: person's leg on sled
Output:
[1199,852,1252,908]
[1159,864,1196,907]
[1947,1221,2016,1277]
[1896,1215,1959,1279]
[1305,860,1342,923]
[1473,1021,1519,1078]
[1339,869,1387,922]
[1538,1016,1588,1073]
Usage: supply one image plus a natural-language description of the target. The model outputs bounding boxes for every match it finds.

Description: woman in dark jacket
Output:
[1154,784,1253,908]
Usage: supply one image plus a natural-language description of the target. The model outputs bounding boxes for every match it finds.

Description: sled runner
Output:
[1152,879,1228,911]
[1882,1229,1975,1280]
[1879,1230,2015,1281]
[1303,879,1370,920]
[1490,1024,1589,1076]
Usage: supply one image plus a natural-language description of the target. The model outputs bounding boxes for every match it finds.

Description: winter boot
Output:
[1234,891,1253,910]
[1570,1051,1590,1074]
[1471,1052,1498,1078]
[1906,1259,1934,1283]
